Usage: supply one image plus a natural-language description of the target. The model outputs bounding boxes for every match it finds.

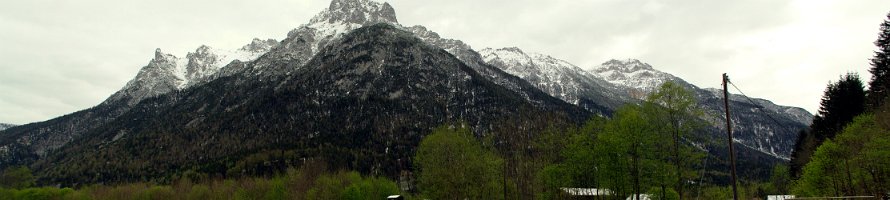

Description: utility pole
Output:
[722,73,740,200]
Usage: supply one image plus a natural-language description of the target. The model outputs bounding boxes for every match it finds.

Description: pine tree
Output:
[789,73,865,177]
[867,12,890,109]
[811,73,866,140]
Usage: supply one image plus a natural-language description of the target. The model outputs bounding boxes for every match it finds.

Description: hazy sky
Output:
[1,0,888,125]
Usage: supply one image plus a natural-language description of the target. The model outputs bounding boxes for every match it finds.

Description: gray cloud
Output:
[1,0,888,124]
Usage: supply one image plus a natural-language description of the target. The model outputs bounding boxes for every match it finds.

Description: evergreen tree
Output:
[789,129,815,177]
[789,73,865,177]
[792,114,890,198]
[867,12,890,109]
[811,73,866,140]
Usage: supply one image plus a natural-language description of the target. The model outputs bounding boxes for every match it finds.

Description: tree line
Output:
[787,11,890,199]
[412,81,712,200]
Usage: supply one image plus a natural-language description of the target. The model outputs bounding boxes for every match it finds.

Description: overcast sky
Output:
[1,0,888,125]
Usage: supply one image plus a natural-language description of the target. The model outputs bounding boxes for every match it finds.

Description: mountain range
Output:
[0,0,811,185]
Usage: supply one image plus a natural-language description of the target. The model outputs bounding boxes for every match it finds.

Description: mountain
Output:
[2,0,587,185]
[592,59,688,96]
[480,51,812,160]
[406,27,612,114]
[0,0,813,186]
[35,23,586,185]
[107,40,278,106]
[0,39,279,169]
[589,59,812,159]
[0,0,393,171]
[479,47,633,112]
[481,52,812,180]
[0,124,14,131]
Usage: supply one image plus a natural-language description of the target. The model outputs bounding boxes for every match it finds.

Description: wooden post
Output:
[723,73,740,200]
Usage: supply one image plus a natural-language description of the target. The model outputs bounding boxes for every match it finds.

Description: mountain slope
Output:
[592,59,688,96]
[240,0,398,78]
[33,23,588,185]
[0,0,815,185]
[0,40,277,170]
[0,124,13,131]
[480,47,633,112]
[108,40,278,106]
[0,0,393,170]
[590,59,812,159]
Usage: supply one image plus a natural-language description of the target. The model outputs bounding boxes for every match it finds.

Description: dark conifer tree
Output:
[867,12,890,108]
[789,129,814,177]
[811,73,866,140]
[789,73,865,177]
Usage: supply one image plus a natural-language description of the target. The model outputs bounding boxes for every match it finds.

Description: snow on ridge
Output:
[479,47,611,106]
[257,0,400,72]
[590,59,678,94]
[169,41,277,89]
[480,47,537,77]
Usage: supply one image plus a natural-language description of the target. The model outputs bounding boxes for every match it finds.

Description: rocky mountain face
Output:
[0,39,280,168]
[588,59,811,159]
[244,0,398,77]
[107,39,279,106]
[481,51,812,159]
[0,0,389,170]
[0,0,812,185]
[480,47,633,112]
[0,0,586,184]
[592,59,688,96]
[34,23,586,185]
[405,26,609,114]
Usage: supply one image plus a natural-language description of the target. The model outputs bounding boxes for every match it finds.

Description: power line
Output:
[726,80,797,136]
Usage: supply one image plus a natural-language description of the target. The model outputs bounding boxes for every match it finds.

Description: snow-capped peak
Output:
[177,41,278,88]
[240,38,278,53]
[311,0,397,25]
[598,59,654,72]
[590,59,680,94]
[152,48,177,63]
[480,47,591,79]
[107,38,278,105]
[258,0,400,73]
[480,47,537,76]
[479,47,632,110]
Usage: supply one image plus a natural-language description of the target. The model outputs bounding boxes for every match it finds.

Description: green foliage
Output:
[305,171,361,200]
[134,186,174,200]
[0,165,401,200]
[186,185,212,200]
[812,73,867,141]
[533,82,707,199]
[535,164,570,200]
[303,171,400,200]
[793,114,890,198]
[647,186,679,200]
[791,73,866,177]
[340,177,400,200]
[414,124,503,200]
[0,166,36,189]
[0,187,86,200]
[597,104,662,197]
[769,164,791,194]
[643,81,705,198]
[698,186,736,200]
[264,178,287,200]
